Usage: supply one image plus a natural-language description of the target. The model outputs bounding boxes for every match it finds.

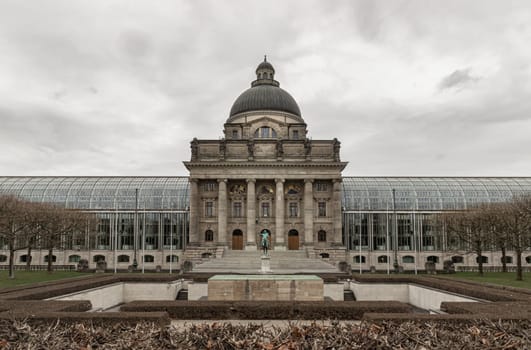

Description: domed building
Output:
[1,58,531,273]
[184,57,347,257]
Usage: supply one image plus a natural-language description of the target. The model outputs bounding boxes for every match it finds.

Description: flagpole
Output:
[169,214,173,274]
[386,201,390,274]
[413,211,418,275]
[359,211,362,274]
[113,204,117,274]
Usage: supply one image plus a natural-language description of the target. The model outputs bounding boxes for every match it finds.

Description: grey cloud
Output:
[438,68,479,91]
[1,1,531,176]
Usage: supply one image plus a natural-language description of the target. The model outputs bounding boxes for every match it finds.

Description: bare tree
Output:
[482,203,510,272]
[499,195,531,281]
[0,196,33,279]
[38,205,90,273]
[441,205,493,276]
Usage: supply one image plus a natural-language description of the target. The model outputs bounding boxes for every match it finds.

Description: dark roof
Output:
[229,84,301,117]
[256,60,275,72]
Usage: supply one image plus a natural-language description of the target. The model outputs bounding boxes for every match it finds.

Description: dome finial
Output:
[264,54,267,62]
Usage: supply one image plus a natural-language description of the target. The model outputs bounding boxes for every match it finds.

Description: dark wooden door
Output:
[288,230,299,250]
[232,233,243,250]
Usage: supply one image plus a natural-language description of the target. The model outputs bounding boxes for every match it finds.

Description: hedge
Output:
[120,300,412,320]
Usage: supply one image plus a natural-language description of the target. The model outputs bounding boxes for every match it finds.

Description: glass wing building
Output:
[1,176,530,271]
[1,59,531,272]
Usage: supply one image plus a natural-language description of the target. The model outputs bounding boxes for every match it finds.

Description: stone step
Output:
[192,250,338,273]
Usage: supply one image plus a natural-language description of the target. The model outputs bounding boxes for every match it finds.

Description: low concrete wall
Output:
[324,283,344,301]
[188,282,208,300]
[48,283,124,311]
[350,283,409,303]
[122,282,182,302]
[408,284,477,311]
[349,282,478,311]
[49,281,183,310]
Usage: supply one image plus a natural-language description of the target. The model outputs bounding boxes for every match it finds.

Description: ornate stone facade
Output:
[184,58,347,252]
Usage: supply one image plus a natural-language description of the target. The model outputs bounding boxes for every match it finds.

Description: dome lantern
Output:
[253,55,277,86]
[229,57,302,118]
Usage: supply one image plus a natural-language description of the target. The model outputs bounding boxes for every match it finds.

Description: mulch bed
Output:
[0,319,529,349]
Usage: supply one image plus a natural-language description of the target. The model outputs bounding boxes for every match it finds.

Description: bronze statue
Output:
[260,230,269,255]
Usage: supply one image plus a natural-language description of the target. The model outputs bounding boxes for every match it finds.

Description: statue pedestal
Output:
[260,256,271,273]
[208,275,324,301]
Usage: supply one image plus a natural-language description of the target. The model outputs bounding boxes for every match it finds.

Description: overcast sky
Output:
[1,0,530,177]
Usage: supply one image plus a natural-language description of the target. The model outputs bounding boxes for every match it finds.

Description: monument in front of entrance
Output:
[207,275,324,301]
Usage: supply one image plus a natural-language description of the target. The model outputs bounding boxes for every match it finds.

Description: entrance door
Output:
[288,230,299,250]
[232,230,243,250]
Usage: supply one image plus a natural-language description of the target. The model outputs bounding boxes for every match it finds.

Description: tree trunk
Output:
[500,246,507,272]
[26,246,32,271]
[477,247,483,276]
[8,244,15,279]
[516,249,523,281]
[47,248,53,273]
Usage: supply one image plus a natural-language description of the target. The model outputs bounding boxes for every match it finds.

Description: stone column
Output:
[332,179,343,246]
[304,179,314,246]
[246,178,257,250]
[275,178,285,250]
[188,178,199,245]
[217,179,228,246]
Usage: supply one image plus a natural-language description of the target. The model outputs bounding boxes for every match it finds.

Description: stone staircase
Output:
[191,249,339,273]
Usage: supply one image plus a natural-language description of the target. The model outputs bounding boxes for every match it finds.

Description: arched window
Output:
[317,230,326,242]
[143,255,155,263]
[354,255,366,263]
[205,230,214,242]
[377,255,388,264]
[427,256,439,264]
[526,256,531,264]
[501,256,513,264]
[166,255,178,263]
[0,255,7,263]
[68,255,81,263]
[93,255,106,263]
[402,255,415,263]
[254,127,277,138]
[476,256,488,264]
[44,255,57,263]
[451,256,464,264]
[19,255,30,263]
[118,255,130,263]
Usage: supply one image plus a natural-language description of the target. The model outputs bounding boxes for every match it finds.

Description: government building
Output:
[1,59,531,272]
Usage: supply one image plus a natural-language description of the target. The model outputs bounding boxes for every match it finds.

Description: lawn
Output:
[441,272,531,289]
[0,270,92,288]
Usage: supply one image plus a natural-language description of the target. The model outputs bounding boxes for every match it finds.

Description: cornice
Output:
[184,161,348,170]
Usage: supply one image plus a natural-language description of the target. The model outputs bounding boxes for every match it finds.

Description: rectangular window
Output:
[204,182,215,192]
[233,202,242,217]
[292,130,299,140]
[316,182,328,191]
[232,130,239,139]
[205,201,214,217]
[318,202,326,217]
[289,202,298,217]
[261,202,270,217]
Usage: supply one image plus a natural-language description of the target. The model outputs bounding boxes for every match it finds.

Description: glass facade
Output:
[342,177,531,253]
[0,177,190,253]
[1,176,530,255]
